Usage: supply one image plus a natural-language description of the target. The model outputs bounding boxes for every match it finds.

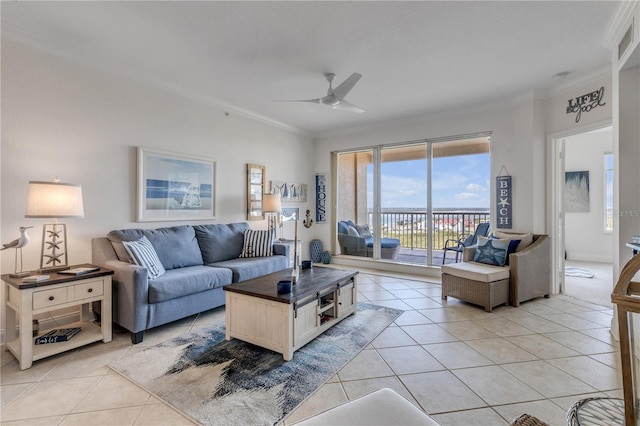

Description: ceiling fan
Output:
[275,72,365,113]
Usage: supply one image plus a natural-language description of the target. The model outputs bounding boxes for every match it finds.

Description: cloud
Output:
[455,192,480,200]
[465,183,486,192]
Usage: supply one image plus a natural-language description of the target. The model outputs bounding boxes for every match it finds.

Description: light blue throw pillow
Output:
[123,236,166,280]
[473,235,509,266]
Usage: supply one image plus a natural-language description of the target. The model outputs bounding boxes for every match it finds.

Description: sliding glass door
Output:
[335,134,490,266]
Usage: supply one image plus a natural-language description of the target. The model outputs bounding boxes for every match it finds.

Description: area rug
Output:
[109,302,402,425]
[565,267,595,278]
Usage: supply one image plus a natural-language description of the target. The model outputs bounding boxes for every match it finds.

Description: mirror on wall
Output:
[247,164,265,220]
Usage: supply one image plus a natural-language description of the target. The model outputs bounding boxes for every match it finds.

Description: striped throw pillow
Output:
[240,229,274,258]
[123,236,166,280]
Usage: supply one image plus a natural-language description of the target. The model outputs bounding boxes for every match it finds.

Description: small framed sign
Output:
[496,175,512,229]
[315,173,327,223]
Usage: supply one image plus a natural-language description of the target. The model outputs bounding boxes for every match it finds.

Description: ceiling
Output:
[2,1,621,137]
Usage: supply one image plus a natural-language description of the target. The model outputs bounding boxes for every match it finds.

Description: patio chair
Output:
[441,222,490,264]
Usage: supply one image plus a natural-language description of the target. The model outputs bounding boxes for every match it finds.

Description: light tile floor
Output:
[1,272,621,426]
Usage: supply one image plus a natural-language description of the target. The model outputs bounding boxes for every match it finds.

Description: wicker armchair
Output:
[462,233,551,306]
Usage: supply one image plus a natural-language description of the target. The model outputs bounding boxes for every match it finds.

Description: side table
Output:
[2,265,114,370]
[278,239,303,269]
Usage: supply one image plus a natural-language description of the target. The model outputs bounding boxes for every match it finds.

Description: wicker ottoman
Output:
[441,261,510,312]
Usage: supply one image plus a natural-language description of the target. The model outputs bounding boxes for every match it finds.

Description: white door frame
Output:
[548,120,612,295]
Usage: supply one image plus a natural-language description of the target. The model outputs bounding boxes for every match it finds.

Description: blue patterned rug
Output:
[109,302,402,425]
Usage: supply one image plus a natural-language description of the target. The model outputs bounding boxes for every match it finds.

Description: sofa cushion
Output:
[211,256,288,283]
[148,265,233,304]
[441,261,510,283]
[364,236,401,248]
[194,222,250,263]
[493,230,534,252]
[355,224,372,238]
[240,229,275,258]
[474,236,509,266]
[107,225,203,270]
[337,221,349,235]
[347,225,360,237]
[123,236,166,280]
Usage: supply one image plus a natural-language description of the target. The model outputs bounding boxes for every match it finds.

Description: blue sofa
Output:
[92,222,289,343]
[337,220,401,260]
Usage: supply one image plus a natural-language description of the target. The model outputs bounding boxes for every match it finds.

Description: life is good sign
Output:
[566,87,606,123]
[496,176,512,229]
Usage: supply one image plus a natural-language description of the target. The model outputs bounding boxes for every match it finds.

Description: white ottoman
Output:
[441,261,510,312]
[293,388,439,425]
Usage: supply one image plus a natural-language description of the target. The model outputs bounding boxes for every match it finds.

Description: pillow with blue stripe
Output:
[240,229,274,258]
[123,236,166,280]
[473,235,509,266]
[492,236,520,265]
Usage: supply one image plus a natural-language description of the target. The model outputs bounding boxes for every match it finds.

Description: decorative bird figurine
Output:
[2,226,34,277]
[1,226,33,250]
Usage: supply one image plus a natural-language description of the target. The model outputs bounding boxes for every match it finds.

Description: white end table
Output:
[3,265,113,370]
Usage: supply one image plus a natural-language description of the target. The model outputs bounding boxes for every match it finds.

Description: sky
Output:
[367,153,490,210]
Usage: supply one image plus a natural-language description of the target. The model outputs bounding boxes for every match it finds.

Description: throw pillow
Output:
[123,236,166,280]
[347,225,360,237]
[240,229,274,258]
[474,235,509,266]
[355,224,372,238]
[493,231,533,252]
[492,236,520,265]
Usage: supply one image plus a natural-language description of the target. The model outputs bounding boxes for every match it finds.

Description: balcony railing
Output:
[367,210,490,250]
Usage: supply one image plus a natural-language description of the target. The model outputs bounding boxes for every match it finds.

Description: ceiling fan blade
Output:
[273,99,320,103]
[333,100,365,114]
[332,73,362,99]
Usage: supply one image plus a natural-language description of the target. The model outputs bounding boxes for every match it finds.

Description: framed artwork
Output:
[137,147,216,222]
[281,207,299,222]
[247,164,265,220]
[270,181,307,202]
[565,170,590,212]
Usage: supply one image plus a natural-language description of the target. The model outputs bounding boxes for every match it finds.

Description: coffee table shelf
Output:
[224,266,358,360]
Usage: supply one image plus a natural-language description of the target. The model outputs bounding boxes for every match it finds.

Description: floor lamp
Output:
[24,180,84,272]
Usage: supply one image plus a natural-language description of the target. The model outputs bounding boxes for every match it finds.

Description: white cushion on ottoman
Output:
[442,261,510,282]
[293,388,439,425]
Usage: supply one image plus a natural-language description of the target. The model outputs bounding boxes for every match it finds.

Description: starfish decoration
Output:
[45,240,64,250]
[475,240,506,266]
[46,228,63,239]
[498,197,510,208]
[44,251,65,265]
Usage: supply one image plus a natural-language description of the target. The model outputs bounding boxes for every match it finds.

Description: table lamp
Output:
[263,193,282,235]
[24,179,84,272]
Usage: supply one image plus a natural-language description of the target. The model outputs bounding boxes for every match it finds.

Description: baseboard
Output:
[566,254,613,264]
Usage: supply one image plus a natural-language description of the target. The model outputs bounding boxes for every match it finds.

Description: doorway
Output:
[552,125,613,307]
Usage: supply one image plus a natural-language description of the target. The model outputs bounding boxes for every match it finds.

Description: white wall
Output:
[564,129,613,262]
[1,39,315,336]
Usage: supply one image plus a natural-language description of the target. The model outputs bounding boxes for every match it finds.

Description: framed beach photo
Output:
[137,147,216,222]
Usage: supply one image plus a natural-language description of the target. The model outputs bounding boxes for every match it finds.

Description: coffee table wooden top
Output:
[224,266,358,304]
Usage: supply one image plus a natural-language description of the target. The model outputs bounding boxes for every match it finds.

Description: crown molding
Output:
[2,23,308,137]
[602,0,638,49]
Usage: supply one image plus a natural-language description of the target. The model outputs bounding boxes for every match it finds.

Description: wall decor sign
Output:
[496,175,512,229]
[281,207,299,222]
[565,171,590,213]
[137,147,215,222]
[270,181,307,202]
[315,173,327,223]
[566,86,606,123]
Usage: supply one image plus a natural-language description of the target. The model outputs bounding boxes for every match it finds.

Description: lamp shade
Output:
[25,181,84,218]
[263,193,282,213]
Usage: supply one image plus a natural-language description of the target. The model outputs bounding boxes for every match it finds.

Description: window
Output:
[335,134,490,266]
[604,153,613,232]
